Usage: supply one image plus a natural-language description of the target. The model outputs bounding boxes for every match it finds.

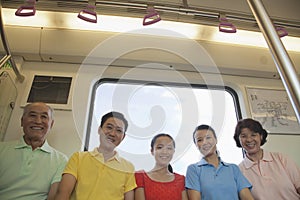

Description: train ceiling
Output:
[2,0,300,37]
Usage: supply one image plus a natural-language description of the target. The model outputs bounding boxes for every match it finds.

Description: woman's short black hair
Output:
[233,118,268,148]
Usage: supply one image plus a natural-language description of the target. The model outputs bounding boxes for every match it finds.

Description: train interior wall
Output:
[1,26,300,167]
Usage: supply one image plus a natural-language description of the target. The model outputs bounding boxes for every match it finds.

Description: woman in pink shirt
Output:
[233,118,300,200]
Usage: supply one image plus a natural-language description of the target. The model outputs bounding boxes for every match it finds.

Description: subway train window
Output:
[86,80,243,175]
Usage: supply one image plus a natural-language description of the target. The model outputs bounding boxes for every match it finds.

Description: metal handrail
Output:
[0,4,24,82]
[247,0,300,123]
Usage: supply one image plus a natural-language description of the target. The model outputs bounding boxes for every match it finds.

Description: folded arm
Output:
[47,182,59,200]
[54,174,77,200]
[239,188,254,200]
[124,189,135,200]
[187,189,201,200]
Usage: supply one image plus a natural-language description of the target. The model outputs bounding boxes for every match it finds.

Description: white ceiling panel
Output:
[187,0,300,22]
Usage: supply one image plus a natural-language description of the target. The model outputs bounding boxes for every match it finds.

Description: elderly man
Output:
[0,102,67,200]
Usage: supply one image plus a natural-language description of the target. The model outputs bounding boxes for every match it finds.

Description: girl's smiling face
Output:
[194,129,217,157]
[151,136,175,167]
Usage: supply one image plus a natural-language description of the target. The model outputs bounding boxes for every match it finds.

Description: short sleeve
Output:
[51,154,68,184]
[63,152,80,179]
[185,164,201,192]
[278,153,300,190]
[135,170,145,188]
[232,164,252,192]
[124,170,137,193]
[175,173,186,191]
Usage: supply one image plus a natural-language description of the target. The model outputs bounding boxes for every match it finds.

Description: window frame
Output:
[85,78,243,173]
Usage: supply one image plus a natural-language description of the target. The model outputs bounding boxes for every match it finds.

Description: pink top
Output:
[239,150,300,200]
[135,170,185,200]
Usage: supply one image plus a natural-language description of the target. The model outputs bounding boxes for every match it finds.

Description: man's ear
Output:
[21,117,24,127]
[98,126,102,135]
[121,133,126,141]
[151,148,154,156]
[50,120,54,129]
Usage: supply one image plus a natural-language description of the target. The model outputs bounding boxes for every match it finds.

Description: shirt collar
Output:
[197,157,229,167]
[262,150,273,161]
[14,137,52,153]
[90,147,121,162]
[243,149,273,168]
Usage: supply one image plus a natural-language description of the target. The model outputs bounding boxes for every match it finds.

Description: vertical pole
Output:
[247,0,300,123]
[0,5,25,82]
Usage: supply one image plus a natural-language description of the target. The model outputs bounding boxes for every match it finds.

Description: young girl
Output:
[186,124,254,200]
[134,133,188,200]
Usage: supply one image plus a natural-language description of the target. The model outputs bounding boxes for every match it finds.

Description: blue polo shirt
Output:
[0,137,67,200]
[185,157,252,200]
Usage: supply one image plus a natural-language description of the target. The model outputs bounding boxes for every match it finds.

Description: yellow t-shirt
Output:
[64,148,137,200]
